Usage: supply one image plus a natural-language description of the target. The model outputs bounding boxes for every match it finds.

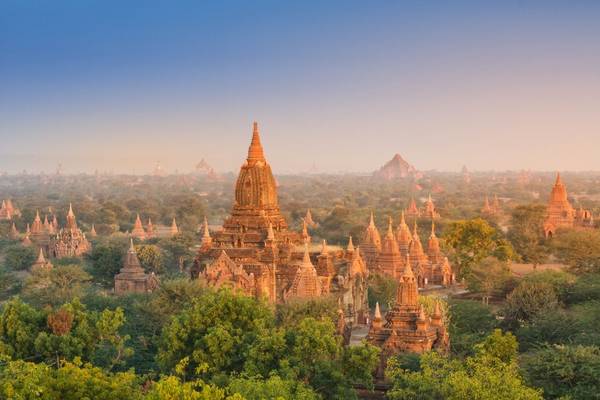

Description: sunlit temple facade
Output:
[361,212,454,288]
[191,123,369,323]
[543,173,593,237]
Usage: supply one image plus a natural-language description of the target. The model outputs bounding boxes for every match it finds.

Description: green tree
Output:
[507,205,548,267]
[3,245,36,271]
[466,257,512,304]
[503,281,559,329]
[0,298,44,360]
[135,244,164,274]
[551,228,600,274]
[521,345,600,400]
[443,219,514,277]
[386,331,542,400]
[227,375,318,400]
[22,264,92,307]
[157,289,274,378]
[87,241,127,285]
[368,274,399,309]
[447,300,497,357]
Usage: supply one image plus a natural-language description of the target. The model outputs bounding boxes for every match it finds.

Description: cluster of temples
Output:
[360,213,454,288]
[191,123,369,324]
[131,214,178,240]
[367,261,449,376]
[481,194,501,216]
[18,204,91,259]
[543,173,594,237]
[405,195,439,219]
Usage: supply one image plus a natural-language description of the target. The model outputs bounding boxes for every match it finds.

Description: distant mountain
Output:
[373,154,419,180]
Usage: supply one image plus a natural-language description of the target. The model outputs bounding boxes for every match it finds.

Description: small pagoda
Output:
[114,239,159,295]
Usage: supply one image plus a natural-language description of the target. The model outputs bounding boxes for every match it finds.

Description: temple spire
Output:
[374,302,382,319]
[347,235,355,252]
[430,220,436,238]
[369,212,376,228]
[321,239,328,255]
[247,121,266,162]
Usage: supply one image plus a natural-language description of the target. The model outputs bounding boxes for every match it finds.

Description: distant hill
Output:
[373,154,419,180]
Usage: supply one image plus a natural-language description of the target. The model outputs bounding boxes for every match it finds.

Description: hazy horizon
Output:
[2,1,600,174]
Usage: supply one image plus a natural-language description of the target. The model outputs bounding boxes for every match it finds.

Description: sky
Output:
[1,1,600,174]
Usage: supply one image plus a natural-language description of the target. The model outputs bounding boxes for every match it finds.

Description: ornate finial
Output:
[347,235,355,252]
[68,203,74,217]
[267,222,275,240]
[247,121,265,162]
[430,220,436,237]
[203,216,211,238]
[36,247,46,263]
[321,239,328,255]
[387,216,394,237]
[374,302,382,319]
[129,238,135,252]
[400,210,406,226]
[369,212,376,228]
[303,243,311,264]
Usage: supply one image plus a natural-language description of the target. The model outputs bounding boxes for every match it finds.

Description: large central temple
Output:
[191,123,368,324]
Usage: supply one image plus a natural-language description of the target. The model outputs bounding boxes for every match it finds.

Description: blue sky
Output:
[1,1,599,173]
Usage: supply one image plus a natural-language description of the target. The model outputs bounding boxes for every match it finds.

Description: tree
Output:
[226,375,318,400]
[443,219,514,277]
[157,289,274,378]
[447,300,497,357]
[22,264,92,307]
[521,345,600,400]
[275,296,338,327]
[368,274,399,309]
[386,331,542,400]
[0,298,44,360]
[135,244,164,274]
[145,376,236,400]
[507,205,548,268]
[3,245,36,271]
[503,281,559,329]
[0,358,143,400]
[466,257,512,304]
[87,241,127,285]
[551,228,600,274]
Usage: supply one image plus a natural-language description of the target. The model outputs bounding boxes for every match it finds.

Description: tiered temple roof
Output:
[367,262,448,375]
[192,123,368,324]
[51,204,91,258]
[543,173,593,237]
[115,239,159,294]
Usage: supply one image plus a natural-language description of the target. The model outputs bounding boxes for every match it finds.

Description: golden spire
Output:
[129,238,135,253]
[430,220,436,238]
[34,248,47,266]
[68,203,74,218]
[267,222,275,240]
[386,216,394,238]
[555,171,562,185]
[369,212,376,228]
[202,216,211,239]
[374,302,382,319]
[400,210,406,226]
[347,235,355,252]
[302,243,311,264]
[321,239,328,255]
[247,121,266,162]
[170,218,179,235]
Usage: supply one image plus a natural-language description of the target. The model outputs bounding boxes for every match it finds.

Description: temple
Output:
[131,214,146,240]
[0,199,21,220]
[362,214,454,287]
[51,204,92,258]
[114,239,159,294]
[31,248,53,271]
[543,173,593,237]
[367,262,448,376]
[481,194,501,216]
[191,122,368,324]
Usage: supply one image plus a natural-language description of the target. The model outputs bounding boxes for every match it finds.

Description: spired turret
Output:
[31,248,52,270]
[114,239,159,294]
[170,218,179,236]
[375,217,404,277]
[131,214,146,240]
[214,122,302,248]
